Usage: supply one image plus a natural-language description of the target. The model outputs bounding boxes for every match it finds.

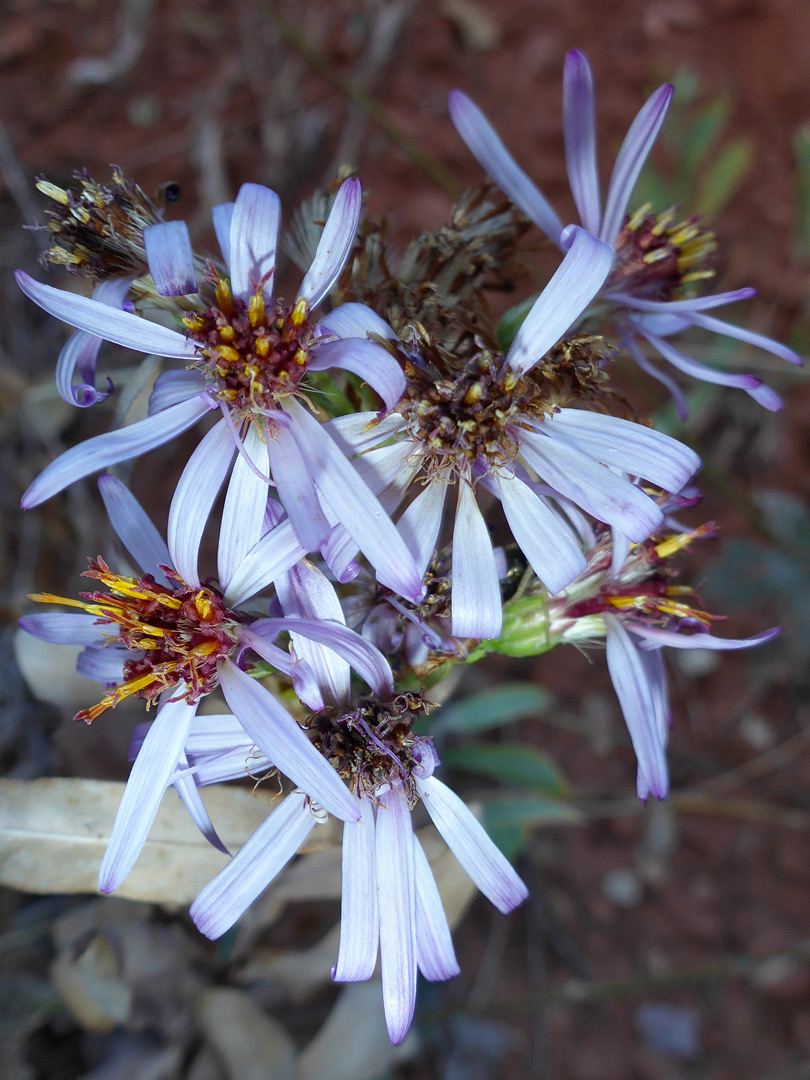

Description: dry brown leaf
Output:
[0,777,333,904]
[196,988,296,1080]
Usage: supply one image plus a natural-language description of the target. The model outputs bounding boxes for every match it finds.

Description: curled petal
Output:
[55,278,131,408]
[297,178,362,310]
[143,221,198,296]
[318,302,398,342]
[309,339,406,412]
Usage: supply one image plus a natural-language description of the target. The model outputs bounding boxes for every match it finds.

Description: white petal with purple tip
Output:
[190,792,316,940]
[376,787,417,1045]
[449,90,564,245]
[18,611,108,646]
[413,835,460,982]
[629,624,781,651]
[687,312,803,366]
[297,178,362,310]
[21,393,215,509]
[600,83,673,247]
[228,184,280,303]
[172,749,229,855]
[15,271,197,359]
[218,658,359,822]
[333,800,379,982]
[495,470,586,594]
[603,614,668,801]
[143,221,198,296]
[506,226,613,376]
[98,475,171,584]
[416,775,528,913]
[276,562,350,707]
[606,287,756,314]
[451,480,502,639]
[99,693,197,893]
[168,418,235,587]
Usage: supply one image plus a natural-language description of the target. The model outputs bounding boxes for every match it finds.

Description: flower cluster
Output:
[18,50,788,1044]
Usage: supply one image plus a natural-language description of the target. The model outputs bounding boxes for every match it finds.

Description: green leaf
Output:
[695,138,752,219]
[482,797,580,858]
[495,294,539,349]
[794,126,810,257]
[434,683,552,735]
[442,743,567,795]
[681,97,730,178]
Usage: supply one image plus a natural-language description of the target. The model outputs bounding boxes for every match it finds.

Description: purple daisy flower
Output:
[449,51,801,412]
[549,523,780,800]
[184,566,527,1045]
[19,475,361,893]
[319,226,700,640]
[17,179,423,603]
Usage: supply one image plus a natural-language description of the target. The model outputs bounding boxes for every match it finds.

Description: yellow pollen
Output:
[290,297,308,327]
[249,292,265,328]
[255,336,270,357]
[217,345,242,364]
[183,314,205,332]
[293,348,308,366]
[215,279,233,315]
[627,203,652,230]
[464,383,483,405]
[218,325,236,342]
[36,181,70,205]
[195,592,215,620]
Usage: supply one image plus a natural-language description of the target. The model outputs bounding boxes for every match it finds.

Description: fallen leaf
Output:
[196,988,296,1080]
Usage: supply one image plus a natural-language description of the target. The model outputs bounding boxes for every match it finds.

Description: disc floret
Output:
[608,204,716,302]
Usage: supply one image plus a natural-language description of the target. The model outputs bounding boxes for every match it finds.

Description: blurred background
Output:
[1,1,809,1077]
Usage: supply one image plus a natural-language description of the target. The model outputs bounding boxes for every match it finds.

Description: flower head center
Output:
[31,559,241,723]
[307,692,432,804]
[608,204,716,301]
[184,279,316,417]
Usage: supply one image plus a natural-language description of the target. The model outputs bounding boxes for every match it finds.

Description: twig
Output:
[258,1,462,197]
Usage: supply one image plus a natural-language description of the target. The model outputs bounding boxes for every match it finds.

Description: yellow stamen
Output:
[290,297,308,327]
[249,292,265,328]
[36,181,69,205]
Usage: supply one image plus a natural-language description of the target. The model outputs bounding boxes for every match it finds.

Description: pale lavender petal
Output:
[181,713,252,756]
[333,799,379,981]
[173,750,229,855]
[630,624,781,651]
[218,422,271,590]
[18,611,105,646]
[687,312,803,366]
[75,645,129,683]
[376,787,417,1045]
[496,470,586,594]
[228,184,280,303]
[506,226,614,376]
[416,775,528,913]
[218,658,359,822]
[236,625,298,679]
[451,480,502,639]
[247,618,395,700]
[308,339,406,412]
[276,562,350,707]
[15,270,197,359]
[563,50,601,235]
[55,278,131,408]
[98,474,171,583]
[518,427,663,542]
[190,792,316,939]
[397,480,446,579]
[21,393,215,510]
[99,694,197,892]
[747,383,784,411]
[143,221,198,296]
[167,418,235,587]
[606,287,756,313]
[610,527,632,578]
[637,325,785,406]
[324,411,404,456]
[223,519,306,607]
[266,414,331,551]
[297,178,362,310]
[318,302,397,342]
[283,398,423,602]
[211,201,235,270]
[545,410,700,491]
[148,369,208,415]
[449,90,564,244]
[636,645,670,749]
[603,614,668,801]
[413,835,460,982]
[600,83,673,247]
[321,525,361,584]
[624,332,689,421]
